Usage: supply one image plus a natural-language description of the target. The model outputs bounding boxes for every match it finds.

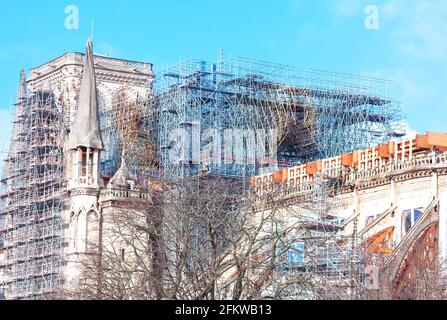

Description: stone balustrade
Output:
[257,152,447,198]
[100,188,151,201]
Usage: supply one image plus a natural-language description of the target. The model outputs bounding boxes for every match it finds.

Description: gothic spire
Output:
[9,68,28,159]
[68,39,103,150]
[17,68,26,102]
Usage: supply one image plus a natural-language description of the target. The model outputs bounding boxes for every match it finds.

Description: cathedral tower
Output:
[64,39,103,285]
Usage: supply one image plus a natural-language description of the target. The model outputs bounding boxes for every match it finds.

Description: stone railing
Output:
[67,178,98,189]
[257,152,447,199]
[100,188,151,201]
[344,153,443,184]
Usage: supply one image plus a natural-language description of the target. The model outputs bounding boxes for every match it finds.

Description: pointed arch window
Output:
[86,210,99,252]
[79,147,94,182]
[70,211,78,250]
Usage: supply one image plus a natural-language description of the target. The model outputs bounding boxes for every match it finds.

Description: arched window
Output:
[77,211,87,252]
[86,210,99,252]
[70,212,77,250]
[79,147,94,183]
[402,207,424,234]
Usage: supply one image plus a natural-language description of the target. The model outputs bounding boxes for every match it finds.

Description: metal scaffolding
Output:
[0,88,64,299]
[157,55,403,179]
[0,65,156,299]
[0,50,405,299]
[302,175,366,300]
[268,174,367,300]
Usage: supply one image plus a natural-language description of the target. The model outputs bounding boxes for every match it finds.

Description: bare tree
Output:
[66,168,447,301]
[66,174,342,300]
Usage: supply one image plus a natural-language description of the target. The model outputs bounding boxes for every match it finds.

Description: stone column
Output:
[439,199,447,267]
[93,150,99,187]
[75,147,80,184]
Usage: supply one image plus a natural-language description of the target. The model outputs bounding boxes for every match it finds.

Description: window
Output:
[287,243,305,267]
[86,211,98,251]
[80,148,87,177]
[88,152,93,177]
[403,207,424,234]
[365,214,379,226]
[414,208,422,221]
[70,212,77,250]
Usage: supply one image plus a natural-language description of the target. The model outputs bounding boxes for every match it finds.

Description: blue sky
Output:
[0,0,446,155]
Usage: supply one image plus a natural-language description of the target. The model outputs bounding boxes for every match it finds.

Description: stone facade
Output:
[251,133,447,296]
[27,51,153,128]
[1,40,444,299]
[0,41,154,299]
